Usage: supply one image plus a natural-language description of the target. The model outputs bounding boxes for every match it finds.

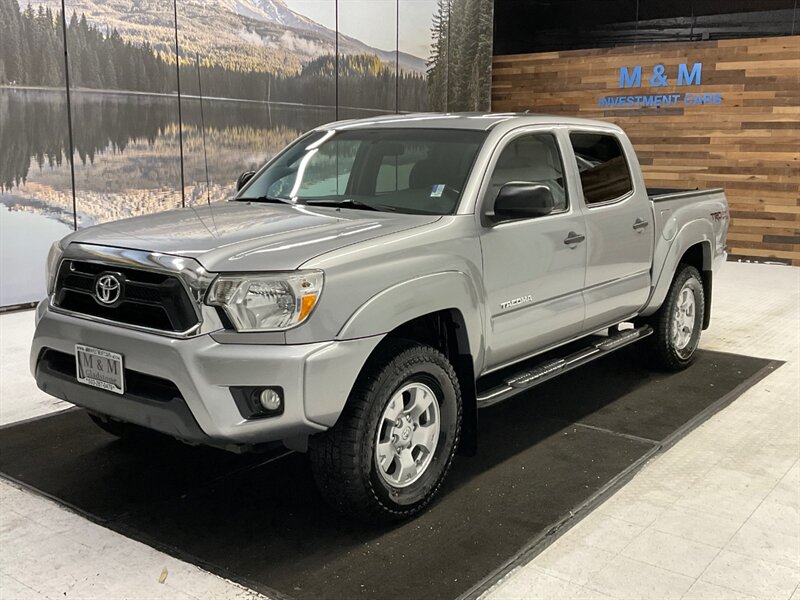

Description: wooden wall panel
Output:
[492,36,800,265]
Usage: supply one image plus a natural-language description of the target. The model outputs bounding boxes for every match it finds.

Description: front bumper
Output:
[30,301,382,450]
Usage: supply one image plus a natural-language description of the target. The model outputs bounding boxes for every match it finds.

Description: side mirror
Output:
[492,183,555,222]
[236,170,256,192]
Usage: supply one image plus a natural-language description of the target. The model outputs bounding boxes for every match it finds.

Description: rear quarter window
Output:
[569,133,633,205]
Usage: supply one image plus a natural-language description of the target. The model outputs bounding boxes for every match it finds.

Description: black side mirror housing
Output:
[492,183,555,222]
[236,170,256,192]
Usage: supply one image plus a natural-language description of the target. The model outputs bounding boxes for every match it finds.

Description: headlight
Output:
[45,241,64,295]
[206,271,323,331]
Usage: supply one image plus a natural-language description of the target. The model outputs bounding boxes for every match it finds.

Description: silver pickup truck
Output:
[31,113,729,521]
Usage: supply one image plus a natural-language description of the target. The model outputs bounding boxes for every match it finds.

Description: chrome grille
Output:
[53,259,200,333]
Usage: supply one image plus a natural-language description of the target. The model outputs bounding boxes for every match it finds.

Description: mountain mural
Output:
[0,0,493,306]
[27,0,427,75]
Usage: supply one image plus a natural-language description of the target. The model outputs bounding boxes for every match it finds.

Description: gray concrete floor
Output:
[486,262,800,600]
[1,262,798,599]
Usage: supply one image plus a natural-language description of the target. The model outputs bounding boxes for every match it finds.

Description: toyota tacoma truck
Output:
[31,113,729,521]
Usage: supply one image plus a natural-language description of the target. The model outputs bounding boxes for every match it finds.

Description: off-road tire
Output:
[308,339,462,522]
[647,264,705,371]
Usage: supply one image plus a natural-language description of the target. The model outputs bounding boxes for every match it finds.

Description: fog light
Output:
[230,386,284,419]
[258,388,282,411]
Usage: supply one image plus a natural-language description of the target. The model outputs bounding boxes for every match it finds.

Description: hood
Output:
[67,201,440,272]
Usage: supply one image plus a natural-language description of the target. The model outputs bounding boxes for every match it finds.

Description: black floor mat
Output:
[0,349,778,600]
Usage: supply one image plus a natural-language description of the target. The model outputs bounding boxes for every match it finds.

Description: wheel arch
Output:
[336,271,485,365]
[643,220,714,330]
[677,242,713,329]
[331,272,484,455]
[347,308,479,457]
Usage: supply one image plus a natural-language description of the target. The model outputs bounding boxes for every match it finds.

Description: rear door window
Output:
[569,133,633,205]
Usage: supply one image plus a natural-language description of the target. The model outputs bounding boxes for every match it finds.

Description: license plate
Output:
[75,345,125,395]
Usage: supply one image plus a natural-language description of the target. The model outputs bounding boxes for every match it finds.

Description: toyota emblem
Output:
[95,273,122,305]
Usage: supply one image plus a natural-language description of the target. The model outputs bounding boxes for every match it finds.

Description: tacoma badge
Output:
[500,295,533,310]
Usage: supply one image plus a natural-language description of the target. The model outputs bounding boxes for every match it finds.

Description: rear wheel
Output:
[647,264,705,371]
[308,340,462,522]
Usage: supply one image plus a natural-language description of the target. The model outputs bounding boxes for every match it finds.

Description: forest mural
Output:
[0,0,494,306]
[428,0,493,112]
[0,5,429,107]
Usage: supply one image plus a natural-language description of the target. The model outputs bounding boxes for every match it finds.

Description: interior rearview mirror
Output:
[236,170,256,192]
[376,142,405,156]
[492,183,555,222]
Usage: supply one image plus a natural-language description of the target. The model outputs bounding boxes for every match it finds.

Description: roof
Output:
[320,112,621,132]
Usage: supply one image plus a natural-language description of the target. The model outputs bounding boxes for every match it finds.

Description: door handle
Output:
[563,232,586,246]
[633,218,650,231]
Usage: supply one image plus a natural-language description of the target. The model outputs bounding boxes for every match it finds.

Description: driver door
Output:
[479,130,587,371]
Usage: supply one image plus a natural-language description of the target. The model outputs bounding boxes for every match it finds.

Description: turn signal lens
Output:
[298,294,318,321]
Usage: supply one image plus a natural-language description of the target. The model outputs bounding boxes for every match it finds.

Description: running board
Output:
[476,325,653,408]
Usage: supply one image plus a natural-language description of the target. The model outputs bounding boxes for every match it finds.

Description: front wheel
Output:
[308,340,462,522]
[647,264,705,371]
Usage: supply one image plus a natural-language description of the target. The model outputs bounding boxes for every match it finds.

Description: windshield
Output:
[237,128,487,215]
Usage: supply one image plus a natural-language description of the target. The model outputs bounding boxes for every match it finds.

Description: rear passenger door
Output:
[479,130,587,371]
[568,131,653,330]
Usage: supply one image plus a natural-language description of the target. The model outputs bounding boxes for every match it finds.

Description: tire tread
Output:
[309,339,462,522]
[647,264,705,371]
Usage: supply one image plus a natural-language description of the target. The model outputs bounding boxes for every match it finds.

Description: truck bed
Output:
[647,186,729,313]
[648,187,725,202]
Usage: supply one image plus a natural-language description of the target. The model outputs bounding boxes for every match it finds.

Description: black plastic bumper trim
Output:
[35,349,210,446]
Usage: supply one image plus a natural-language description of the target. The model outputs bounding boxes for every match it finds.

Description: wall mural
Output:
[0,0,494,306]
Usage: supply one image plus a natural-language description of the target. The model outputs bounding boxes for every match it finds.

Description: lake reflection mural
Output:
[0,0,493,306]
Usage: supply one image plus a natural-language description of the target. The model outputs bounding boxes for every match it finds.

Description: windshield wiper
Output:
[237,195,292,205]
[303,198,396,212]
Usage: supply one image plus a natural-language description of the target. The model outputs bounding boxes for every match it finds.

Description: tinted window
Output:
[240,129,486,215]
[569,133,633,205]
[486,133,567,211]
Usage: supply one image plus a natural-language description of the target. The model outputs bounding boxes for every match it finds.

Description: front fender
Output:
[642,219,713,316]
[336,271,485,367]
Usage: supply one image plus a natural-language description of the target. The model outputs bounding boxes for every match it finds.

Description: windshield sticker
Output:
[431,184,445,197]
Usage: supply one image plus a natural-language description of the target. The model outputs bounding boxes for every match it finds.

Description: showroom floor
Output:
[1,261,798,600]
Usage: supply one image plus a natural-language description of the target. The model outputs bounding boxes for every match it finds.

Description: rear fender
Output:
[642,219,713,316]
